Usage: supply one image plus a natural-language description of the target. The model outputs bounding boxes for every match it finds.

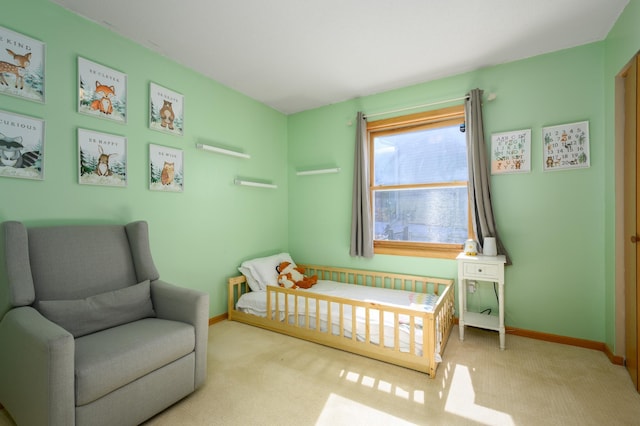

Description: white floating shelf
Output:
[234,179,277,189]
[296,167,341,176]
[196,143,250,159]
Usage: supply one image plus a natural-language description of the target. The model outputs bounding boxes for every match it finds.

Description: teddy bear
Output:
[276,261,317,289]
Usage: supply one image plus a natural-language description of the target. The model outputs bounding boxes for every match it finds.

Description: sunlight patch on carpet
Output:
[445,364,514,425]
[316,393,417,426]
[339,368,426,404]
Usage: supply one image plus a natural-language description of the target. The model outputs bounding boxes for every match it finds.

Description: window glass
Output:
[373,186,469,244]
[368,105,470,258]
[373,126,468,186]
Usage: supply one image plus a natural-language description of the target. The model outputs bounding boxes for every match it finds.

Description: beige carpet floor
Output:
[2,320,640,425]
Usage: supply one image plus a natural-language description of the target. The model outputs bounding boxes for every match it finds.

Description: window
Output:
[368,105,471,259]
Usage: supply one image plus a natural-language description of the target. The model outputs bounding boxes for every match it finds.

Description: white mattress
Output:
[236,280,442,360]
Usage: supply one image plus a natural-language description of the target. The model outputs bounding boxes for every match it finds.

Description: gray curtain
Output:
[465,89,511,264]
[350,112,374,258]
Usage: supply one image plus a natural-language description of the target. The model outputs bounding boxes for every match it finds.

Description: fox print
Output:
[90,82,115,115]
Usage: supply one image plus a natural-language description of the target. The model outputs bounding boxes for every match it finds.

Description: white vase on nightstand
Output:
[483,237,497,256]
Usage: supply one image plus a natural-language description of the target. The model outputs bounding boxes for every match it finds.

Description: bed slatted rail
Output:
[303,264,450,295]
[228,265,455,378]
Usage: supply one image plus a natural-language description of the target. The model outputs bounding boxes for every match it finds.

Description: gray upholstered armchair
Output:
[0,221,209,426]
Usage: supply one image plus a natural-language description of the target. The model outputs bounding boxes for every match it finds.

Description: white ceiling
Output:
[51,0,628,115]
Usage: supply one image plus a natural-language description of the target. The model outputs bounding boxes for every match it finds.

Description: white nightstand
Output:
[456,252,507,349]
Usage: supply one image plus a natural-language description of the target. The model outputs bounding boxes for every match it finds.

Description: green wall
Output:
[289,41,608,343]
[0,0,289,317]
[3,0,640,349]
[288,0,640,349]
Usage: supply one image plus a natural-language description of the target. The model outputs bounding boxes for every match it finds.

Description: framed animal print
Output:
[542,121,590,171]
[0,26,46,103]
[78,128,127,187]
[149,83,184,136]
[78,57,127,123]
[491,128,531,174]
[149,143,184,192]
[0,109,45,180]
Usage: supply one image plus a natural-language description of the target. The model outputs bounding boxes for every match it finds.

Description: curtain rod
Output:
[363,92,496,119]
[364,96,468,119]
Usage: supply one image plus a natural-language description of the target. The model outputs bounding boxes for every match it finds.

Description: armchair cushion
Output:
[74,318,195,406]
[37,280,156,337]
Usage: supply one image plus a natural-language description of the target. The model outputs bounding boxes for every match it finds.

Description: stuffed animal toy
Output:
[276,261,317,289]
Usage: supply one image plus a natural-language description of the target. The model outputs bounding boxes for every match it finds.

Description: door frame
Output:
[616,52,640,384]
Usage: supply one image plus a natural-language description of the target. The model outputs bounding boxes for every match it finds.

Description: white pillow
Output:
[238,253,294,291]
[237,264,262,292]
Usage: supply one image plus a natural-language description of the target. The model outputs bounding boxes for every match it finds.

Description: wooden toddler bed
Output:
[228,264,455,378]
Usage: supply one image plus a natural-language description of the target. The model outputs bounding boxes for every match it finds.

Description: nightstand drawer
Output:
[463,262,498,279]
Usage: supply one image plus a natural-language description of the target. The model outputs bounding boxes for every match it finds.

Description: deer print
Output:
[0,49,31,90]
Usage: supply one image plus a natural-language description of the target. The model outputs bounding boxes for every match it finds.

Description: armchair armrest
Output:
[150,279,209,389]
[0,306,75,426]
